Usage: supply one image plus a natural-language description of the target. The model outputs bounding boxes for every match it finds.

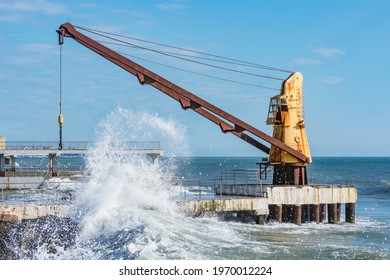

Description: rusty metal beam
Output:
[57,23,308,162]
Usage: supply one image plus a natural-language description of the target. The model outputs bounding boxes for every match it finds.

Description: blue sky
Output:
[0,0,389,157]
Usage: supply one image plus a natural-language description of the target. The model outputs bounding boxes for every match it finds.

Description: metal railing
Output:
[0,181,76,206]
[215,169,268,198]
[175,178,215,200]
[174,169,269,201]
[1,141,161,150]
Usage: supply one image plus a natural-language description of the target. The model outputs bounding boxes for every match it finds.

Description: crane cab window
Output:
[280,98,288,111]
[267,96,280,125]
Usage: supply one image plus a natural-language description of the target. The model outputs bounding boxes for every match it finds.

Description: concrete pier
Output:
[0,184,357,225]
[179,197,269,216]
[0,204,74,222]
[0,176,46,189]
[0,141,164,179]
[186,184,357,225]
[178,197,269,225]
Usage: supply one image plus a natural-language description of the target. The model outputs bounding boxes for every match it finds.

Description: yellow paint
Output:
[266,72,312,164]
[58,113,64,125]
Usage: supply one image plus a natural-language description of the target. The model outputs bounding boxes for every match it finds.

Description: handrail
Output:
[0,181,75,206]
[1,141,161,150]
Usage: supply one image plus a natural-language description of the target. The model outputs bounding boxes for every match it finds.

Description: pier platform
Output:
[0,184,357,225]
[180,184,357,225]
[0,140,163,156]
[0,204,74,222]
[0,141,164,178]
[179,196,269,215]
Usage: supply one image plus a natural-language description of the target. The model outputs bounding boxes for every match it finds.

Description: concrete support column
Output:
[336,203,341,223]
[310,204,320,224]
[294,167,300,185]
[269,204,282,223]
[48,153,58,177]
[346,203,355,223]
[147,153,159,163]
[320,204,326,222]
[292,205,302,225]
[282,205,293,223]
[255,214,266,225]
[301,204,310,223]
[0,154,5,177]
[328,203,338,224]
[10,156,16,172]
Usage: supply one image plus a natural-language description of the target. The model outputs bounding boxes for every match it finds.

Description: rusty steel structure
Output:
[57,23,311,185]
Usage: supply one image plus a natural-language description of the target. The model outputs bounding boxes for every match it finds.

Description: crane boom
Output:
[57,22,309,164]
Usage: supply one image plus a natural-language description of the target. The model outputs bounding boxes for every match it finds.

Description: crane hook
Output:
[58,104,63,150]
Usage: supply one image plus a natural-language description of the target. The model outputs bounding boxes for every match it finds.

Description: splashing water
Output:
[71,108,192,259]
[97,107,190,157]
[1,108,192,260]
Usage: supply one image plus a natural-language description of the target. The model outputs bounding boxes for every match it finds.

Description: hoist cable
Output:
[58,44,63,150]
[116,50,280,91]
[75,26,287,81]
[97,40,288,76]
[75,25,293,74]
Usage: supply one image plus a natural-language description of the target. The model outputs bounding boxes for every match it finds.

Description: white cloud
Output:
[78,3,104,9]
[0,13,25,22]
[156,1,187,11]
[293,58,321,65]
[323,75,345,85]
[19,43,55,51]
[3,43,57,65]
[292,47,346,66]
[0,0,67,15]
[314,47,346,58]
[138,20,155,27]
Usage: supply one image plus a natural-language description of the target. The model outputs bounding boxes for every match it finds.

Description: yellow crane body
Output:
[267,72,312,165]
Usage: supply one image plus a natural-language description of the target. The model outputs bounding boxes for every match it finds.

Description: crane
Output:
[57,23,311,185]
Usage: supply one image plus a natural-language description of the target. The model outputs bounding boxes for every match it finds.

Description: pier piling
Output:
[292,205,302,225]
[336,203,341,223]
[269,204,283,223]
[0,154,5,177]
[346,203,355,223]
[282,205,293,223]
[320,204,326,222]
[327,203,338,224]
[48,153,58,177]
[310,204,320,224]
[302,204,310,223]
[255,214,266,225]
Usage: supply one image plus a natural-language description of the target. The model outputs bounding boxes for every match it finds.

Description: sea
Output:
[1,109,389,260]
